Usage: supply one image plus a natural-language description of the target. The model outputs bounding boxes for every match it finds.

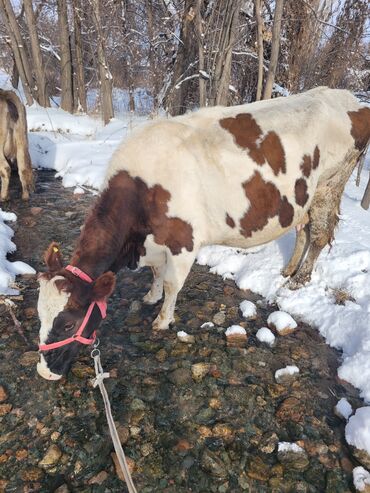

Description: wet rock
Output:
[177,331,195,344]
[349,445,370,470]
[276,397,305,422]
[278,443,309,470]
[191,362,211,382]
[141,443,154,457]
[155,348,167,362]
[259,432,279,453]
[20,467,44,481]
[168,368,192,386]
[213,311,226,326]
[19,351,39,367]
[0,385,8,403]
[71,361,94,378]
[88,470,108,485]
[38,444,62,470]
[111,452,135,482]
[212,423,234,442]
[0,404,12,416]
[129,300,141,313]
[54,485,70,493]
[275,365,300,384]
[200,449,228,478]
[30,207,42,216]
[247,455,271,481]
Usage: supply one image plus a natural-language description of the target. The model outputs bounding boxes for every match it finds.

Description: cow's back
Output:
[105,88,363,248]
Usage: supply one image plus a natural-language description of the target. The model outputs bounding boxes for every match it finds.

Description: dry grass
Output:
[331,288,355,305]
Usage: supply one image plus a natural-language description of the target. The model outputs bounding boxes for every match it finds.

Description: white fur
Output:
[38,276,70,345]
[102,88,361,330]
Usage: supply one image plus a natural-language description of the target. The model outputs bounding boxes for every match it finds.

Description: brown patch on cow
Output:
[295,179,309,207]
[70,171,194,278]
[312,145,320,169]
[240,172,294,237]
[146,183,194,255]
[279,196,295,228]
[220,113,286,175]
[300,146,320,177]
[348,108,370,151]
[226,213,235,228]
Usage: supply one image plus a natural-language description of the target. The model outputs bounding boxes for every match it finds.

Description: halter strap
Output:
[39,265,107,352]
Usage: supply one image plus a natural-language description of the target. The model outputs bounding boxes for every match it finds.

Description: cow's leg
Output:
[0,156,11,201]
[289,186,341,288]
[143,263,166,304]
[282,215,309,277]
[15,135,34,200]
[152,252,195,331]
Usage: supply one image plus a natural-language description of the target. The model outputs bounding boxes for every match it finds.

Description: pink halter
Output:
[39,265,107,352]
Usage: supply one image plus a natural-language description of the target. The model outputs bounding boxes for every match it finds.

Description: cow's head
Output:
[37,242,115,380]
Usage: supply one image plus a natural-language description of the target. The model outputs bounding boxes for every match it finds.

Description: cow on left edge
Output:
[0,89,34,201]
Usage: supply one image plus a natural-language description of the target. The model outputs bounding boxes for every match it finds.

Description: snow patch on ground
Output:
[225,325,246,336]
[0,209,35,295]
[256,327,275,346]
[267,311,297,332]
[275,365,299,381]
[239,300,257,319]
[346,407,370,455]
[278,442,304,453]
[353,466,370,492]
[335,398,353,421]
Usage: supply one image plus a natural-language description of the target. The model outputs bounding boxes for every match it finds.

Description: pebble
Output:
[111,452,135,481]
[278,446,310,470]
[168,368,192,386]
[19,351,39,367]
[0,385,8,403]
[0,404,12,416]
[38,444,62,470]
[200,449,228,478]
[88,470,108,485]
[191,362,211,382]
[213,311,226,326]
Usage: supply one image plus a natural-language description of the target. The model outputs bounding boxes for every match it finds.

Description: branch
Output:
[300,0,349,34]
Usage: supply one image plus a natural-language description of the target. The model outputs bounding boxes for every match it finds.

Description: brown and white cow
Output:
[0,89,34,201]
[37,87,370,380]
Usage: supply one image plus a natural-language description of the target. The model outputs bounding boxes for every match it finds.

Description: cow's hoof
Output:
[285,273,310,290]
[152,316,174,331]
[281,267,296,278]
[22,193,30,201]
[143,291,162,305]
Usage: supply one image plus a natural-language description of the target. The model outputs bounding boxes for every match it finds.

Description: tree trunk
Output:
[23,0,49,107]
[0,0,34,104]
[255,0,264,101]
[91,0,114,124]
[165,0,198,116]
[72,0,87,112]
[57,0,74,112]
[196,0,206,107]
[262,0,284,99]
[145,0,157,108]
[209,0,242,106]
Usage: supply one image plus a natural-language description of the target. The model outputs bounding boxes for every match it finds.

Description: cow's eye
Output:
[65,322,75,332]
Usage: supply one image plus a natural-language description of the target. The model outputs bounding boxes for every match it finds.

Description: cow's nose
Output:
[37,358,62,381]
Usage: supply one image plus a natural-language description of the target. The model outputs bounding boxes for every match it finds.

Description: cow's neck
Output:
[69,172,145,279]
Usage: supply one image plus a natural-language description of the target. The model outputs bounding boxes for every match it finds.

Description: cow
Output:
[36,87,370,380]
[0,89,34,201]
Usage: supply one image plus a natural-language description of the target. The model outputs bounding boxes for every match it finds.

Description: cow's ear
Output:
[92,272,116,300]
[44,242,63,272]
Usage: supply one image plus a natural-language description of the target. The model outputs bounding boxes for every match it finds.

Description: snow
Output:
[225,325,246,336]
[353,466,370,492]
[278,442,304,453]
[200,321,214,329]
[0,209,36,295]
[275,365,299,381]
[197,155,370,403]
[256,327,275,346]
[335,398,353,420]
[267,311,297,333]
[345,407,370,455]
[239,300,257,319]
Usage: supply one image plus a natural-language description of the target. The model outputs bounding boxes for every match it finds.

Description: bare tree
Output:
[263,0,284,99]
[72,0,87,112]
[91,0,114,124]
[23,0,49,107]
[0,0,34,105]
[196,0,206,107]
[254,0,264,100]
[57,0,74,112]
